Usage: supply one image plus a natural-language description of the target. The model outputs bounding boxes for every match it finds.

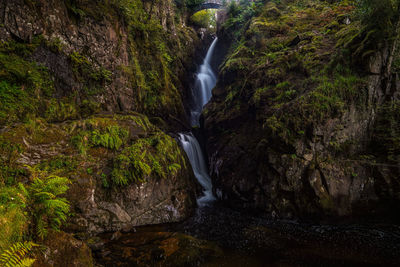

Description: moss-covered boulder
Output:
[34,230,94,267]
[0,113,197,236]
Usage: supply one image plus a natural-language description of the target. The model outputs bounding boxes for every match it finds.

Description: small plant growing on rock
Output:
[20,166,71,240]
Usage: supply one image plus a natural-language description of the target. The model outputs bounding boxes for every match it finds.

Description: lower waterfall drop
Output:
[178,133,215,206]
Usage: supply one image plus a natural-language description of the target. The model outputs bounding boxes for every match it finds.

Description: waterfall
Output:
[190,37,218,127]
[178,133,215,206]
[179,38,219,206]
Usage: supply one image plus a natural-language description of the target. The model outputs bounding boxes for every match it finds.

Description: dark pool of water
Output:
[94,202,400,266]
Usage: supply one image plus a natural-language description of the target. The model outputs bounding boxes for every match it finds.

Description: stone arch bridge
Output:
[193,0,223,13]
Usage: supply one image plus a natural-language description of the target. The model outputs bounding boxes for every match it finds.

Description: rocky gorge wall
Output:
[0,0,205,264]
[205,0,400,220]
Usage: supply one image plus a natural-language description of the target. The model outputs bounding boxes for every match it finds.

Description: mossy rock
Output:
[33,230,94,267]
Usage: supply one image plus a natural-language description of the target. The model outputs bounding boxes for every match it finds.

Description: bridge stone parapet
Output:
[193,0,223,13]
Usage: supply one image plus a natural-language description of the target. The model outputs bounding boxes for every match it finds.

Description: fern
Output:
[23,166,71,240]
[0,241,37,267]
[167,163,181,176]
[110,133,185,186]
[90,126,128,150]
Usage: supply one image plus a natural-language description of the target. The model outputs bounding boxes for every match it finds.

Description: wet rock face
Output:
[204,2,400,219]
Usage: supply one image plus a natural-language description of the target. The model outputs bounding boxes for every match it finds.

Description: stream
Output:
[94,38,400,267]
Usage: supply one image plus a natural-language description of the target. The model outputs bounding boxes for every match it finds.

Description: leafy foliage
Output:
[0,196,28,252]
[190,9,217,29]
[0,167,71,242]
[344,0,400,64]
[23,167,71,240]
[185,0,205,10]
[0,241,37,267]
[224,0,262,42]
[0,43,54,125]
[72,124,129,155]
[0,82,35,125]
[91,126,129,150]
[111,133,183,185]
[0,137,25,186]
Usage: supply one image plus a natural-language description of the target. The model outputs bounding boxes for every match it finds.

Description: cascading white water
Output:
[178,38,219,206]
[191,37,218,127]
[178,133,215,206]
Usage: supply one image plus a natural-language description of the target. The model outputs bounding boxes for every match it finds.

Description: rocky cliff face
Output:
[0,0,202,258]
[205,1,400,219]
[0,0,200,127]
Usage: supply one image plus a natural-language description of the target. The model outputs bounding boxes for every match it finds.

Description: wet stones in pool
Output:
[94,231,223,266]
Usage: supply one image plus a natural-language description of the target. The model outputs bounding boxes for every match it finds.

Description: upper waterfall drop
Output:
[191,37,218,126]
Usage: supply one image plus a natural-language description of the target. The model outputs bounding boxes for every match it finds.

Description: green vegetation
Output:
[351,0,400,62]
[0,81,35,125]
[23,167,70,240]
[66,0,189,117]
[0,38,105,126]
[224,0,263,42]
[0,0,201,125]
[110,0,192,117]
[371,101,400,162]
[38,156,78,175]
[0,167,70,241]
[0,167,70,265]
[72,122,129,155]
[111,133,184,185]
[190,9,217,29]
[0,0,198,264]
[0,241,37,267]
[216,0,368,143]
[70,51,112,87]
[185,0,205,11]
[0,137,25,186]
[0,40,53,125]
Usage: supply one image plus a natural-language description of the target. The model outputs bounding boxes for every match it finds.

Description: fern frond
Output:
[19,258,36,267]
[0,241,37,267]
